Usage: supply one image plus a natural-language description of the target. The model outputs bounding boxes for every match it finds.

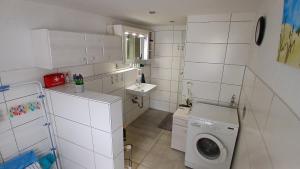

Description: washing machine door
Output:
[193,133,227,163]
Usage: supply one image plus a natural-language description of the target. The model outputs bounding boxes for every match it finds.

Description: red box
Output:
[44,73,65,88]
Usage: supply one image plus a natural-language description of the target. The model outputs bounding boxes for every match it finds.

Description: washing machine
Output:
[185,103,239,169]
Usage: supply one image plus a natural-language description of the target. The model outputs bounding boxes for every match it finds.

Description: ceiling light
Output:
[132,33,137,36]
[149,11,156,14]
[138,34,144,38]
[124,32,129,35]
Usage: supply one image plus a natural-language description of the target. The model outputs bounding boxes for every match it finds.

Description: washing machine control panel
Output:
[190,120,218,131]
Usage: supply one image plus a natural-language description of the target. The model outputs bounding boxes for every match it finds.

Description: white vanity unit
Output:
[46,85,124,169]
[171,107,190,152]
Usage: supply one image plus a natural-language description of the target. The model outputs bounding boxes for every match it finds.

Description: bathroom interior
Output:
[0,0,299,169]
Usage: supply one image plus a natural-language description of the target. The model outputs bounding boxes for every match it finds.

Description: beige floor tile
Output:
[126,109,187,169]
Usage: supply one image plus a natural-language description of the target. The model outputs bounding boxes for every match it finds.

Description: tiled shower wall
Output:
[150,25,186,112]
[233,67,300,169]
[182,13,255,104]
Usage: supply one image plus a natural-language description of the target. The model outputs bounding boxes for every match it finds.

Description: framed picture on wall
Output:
[277,0,300,68]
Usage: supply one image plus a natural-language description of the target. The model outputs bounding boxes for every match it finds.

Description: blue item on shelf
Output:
[38,153,56,169]
[0,85,10,92]
[0,151,38,169]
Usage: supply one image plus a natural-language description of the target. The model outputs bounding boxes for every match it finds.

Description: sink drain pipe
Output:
[131,96,144,108]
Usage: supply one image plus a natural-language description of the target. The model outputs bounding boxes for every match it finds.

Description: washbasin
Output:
[126,83,157,96]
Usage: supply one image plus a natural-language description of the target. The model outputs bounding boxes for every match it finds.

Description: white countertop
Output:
[46,84,121,104]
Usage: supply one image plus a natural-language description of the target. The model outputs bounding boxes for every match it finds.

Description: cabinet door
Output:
[85,33,109,64]
[101,35,122,62]
[49,31,86,68]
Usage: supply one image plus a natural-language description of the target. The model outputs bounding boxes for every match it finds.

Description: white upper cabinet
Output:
[85,33,107,64]
[32,29,122,69]
[101,35,122,62]
[32,29,86,69]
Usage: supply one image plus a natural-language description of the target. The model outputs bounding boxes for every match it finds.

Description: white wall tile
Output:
[187,14,231,22]
[151,68,172,80]
[231,12,256,21]
[151,57,173,69]
[154,44,173,57]
[228,22,254,43]
[61,157,86,169]
[14,118,48,150]
[124,69,138,87]
[23,138,51,157]
[250,78,274,132]
[7,94,44,127]
[182,81,220,101]
[150,90,170,102]
[0,130,19,161]
[89,101,111,132]
[170,103,177,113]
[0,68,48,100]
[103,74,125,93]
[172,44,185,57]
[58,64,94,77]
[171,69,180,81]
[264,96,300,169]
[219,84,241,103]
[187,22,230,43]
[85,79,102,93]
[150,100,170,112]
[94,63,116,75]
[112,127,124,157]
[0,92,4,103]
[0,103,11,133]
[150,78,171,91]
[171,81,179,93]
[94,153,114,169]
[172,57,181,69]
[173,25,186,31]
[92,128,113,157]
[243,109,273,169]
[59,138,95,169]
[141,66,151,78]
[50,92,90,125]
[154,31,173,43]
[184,62,223,82]
[225,44,250,65]
[114,152,124,169]
[109,100,123,132]
[173,31,184,44]
[243,68,256,99]
[222,65,245,85]
[55,116,93,150]
[170,92,178,104]
[185,43,227,63]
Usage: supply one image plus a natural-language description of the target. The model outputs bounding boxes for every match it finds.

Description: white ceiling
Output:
[27,0,259,26]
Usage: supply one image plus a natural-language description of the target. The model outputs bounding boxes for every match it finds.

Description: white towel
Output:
[25,162,42,169]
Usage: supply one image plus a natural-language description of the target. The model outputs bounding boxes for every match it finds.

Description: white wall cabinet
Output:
[32,29,122,69]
